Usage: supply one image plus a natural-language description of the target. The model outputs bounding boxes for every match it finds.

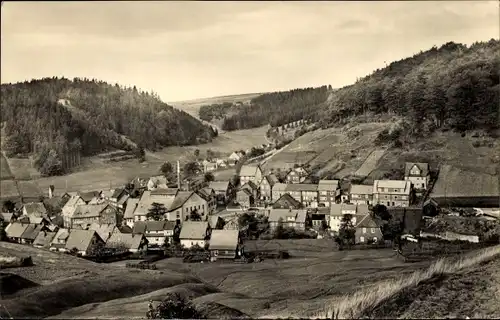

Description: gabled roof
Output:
[101,189,115,199]
[355,214,380,229]
[132,221,147,234]
[65,229,102,252]
[405,162,429,177]
[5,223,29,238]
[197,188,214,201]
[135,191,174,216]
[146,220,176,232]
[285,184,318,192]
[209,230,239,250]
[62,195,85,215]
[124,198,139,219]
[268,209,308,223]
[272,193,303,209]
[0,212,14,222]
[117,194,130,206]
[241,180,258,191]
[240,165,260,177]
[373,180,411,195]
[272,183,288,191]
[73,204,110,218]
[317,180,340,191]
[33,231,56,247]
[106,232,146,250]
[296,210,307,224]
[79,191,102,203]
[117,225,133,233]
[21,224,43,240]
[169,191,195,211]
[264,174,279,185]
[330,203,369,216]
[179,221,209,240]
[23,202,47,216]
[87,223,116,242]
[208,215,224,229]
[27,215,51,225]
[209,181,230,192]
[52,228,70,243]
[150,188,178,196]
[111,188,126,199]
[237,189,253,197]
[350,184,373,195]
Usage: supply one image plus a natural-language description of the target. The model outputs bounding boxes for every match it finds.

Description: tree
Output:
[136,145,146,162]
[371,204,391,221]
[160,162,174,179]
[183,162,199,177]
[0,220,7,241]
[206,149,214,160]
[194,149,200,158]
[189,209,201,221]
[146,293,203,319]
[2,200,16,213]
[203,172,214,183]
[147,202,167,221]
[40,149,64,176]
[336,214,356,247]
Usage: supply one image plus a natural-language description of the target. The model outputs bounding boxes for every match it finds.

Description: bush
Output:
[147,293,204,319]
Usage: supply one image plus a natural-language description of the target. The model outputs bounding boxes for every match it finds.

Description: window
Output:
[360,236,365,243]
[421,183,425,188]
[371,228,375,234]
[373,237,378,242]
[362,227,367,233]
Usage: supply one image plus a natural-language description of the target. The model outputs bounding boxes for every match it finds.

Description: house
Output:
[203,161,218,173]
[272,193,303,209]
[228,151,244,165]
[144,220,176,247]
[20,224,44,245]
[240,181,259,201]
[428,165,499,208]
[355,214,383,244]
[130,176,149,191]
[168,191,209,221]
[62,195,86,227]
[86,223,117,242]
[271,183,288,202]
[33,230,56,248]
[0,212,15,223]
[106,232,148,252]
[239,165,263,186]
[108,188,130,209]
[19,215,51,226]
[22,202,48,218]
[350,184,374,205]
[260,174,279,201]
[197,188,217,215]
[70,204,120,229]
[373,180,412,207]
[329,203,370,232]
[317,180,340,207]
[179,221,210,249]
[65,229,105,256]
[209,181,232,205]
[208,215,225,230]
[235,189,253,208]
[134,190,175,223]
[123,198,139,228]
[216,159,228,168]
[50,228,71,252]
[285,167,309,184]
[147,175,169,191]
[285,184,319,207]
[79,191,103,204]
[404,162,430,192]
[5,223,29,243]
[222,216,240,231]
[209,230,241,260]
[268,209,307,231]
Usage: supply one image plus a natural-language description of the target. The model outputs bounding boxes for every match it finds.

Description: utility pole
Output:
[177,160,181,190]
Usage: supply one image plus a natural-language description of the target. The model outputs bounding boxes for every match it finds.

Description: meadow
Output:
[0,152,14,180]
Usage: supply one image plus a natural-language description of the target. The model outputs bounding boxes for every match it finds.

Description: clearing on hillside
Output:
[354,149,387,177]
[0,152,14,180]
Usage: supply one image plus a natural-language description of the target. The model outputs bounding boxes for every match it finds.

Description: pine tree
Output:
[147,202,167,221]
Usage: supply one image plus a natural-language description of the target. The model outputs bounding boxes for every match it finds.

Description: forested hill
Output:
[0,77,218,159]
[199,86,331,131]
[322,39,499,133]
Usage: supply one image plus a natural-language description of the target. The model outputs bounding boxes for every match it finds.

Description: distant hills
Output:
[0,77,218,174]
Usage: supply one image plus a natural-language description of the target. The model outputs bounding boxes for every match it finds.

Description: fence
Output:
[125,262,157,270]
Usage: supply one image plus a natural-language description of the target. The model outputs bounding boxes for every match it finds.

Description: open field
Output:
[0,180,20,199]
[0,152,14,180]
[3,125,268,194]
[170,92,263,119]
[354,149,387,177]
[5,156,41,180]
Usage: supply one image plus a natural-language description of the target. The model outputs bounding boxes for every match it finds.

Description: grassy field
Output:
[170,93,263,119]
[0,152,14,180]
[0,180,20,199]
[354,149,387,177]
[7,125,268,194]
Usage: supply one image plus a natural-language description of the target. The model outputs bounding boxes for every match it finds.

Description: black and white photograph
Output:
[0,0,499,319]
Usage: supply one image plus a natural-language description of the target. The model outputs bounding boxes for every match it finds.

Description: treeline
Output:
[198,102,236,122]
[212,86,331,131]
[1,77,217,176]
[321,40,500,134]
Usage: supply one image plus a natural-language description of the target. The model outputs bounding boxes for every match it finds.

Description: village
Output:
[2,139,499,264]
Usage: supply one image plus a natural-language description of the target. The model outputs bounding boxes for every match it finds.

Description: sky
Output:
[1,1,499,102]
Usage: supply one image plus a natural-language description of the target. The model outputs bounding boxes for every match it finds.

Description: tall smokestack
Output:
[177,160,181,189]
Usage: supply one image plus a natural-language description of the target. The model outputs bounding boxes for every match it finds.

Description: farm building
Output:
[70,204,120,229]
[429,165,499,208]
[179,221,210,249]
[272,193,303,210]
[20,224,45,245]
[106,232,148,253]
[50,228,71,252]
[65,229,105,256]
[22,202,48,218]
[167,191,209,221]
[33,231,56,249]
[5,223,29,243]
[209,229,241,260]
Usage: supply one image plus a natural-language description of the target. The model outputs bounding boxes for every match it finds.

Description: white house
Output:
[329,203,370,232]
[404,162,430,191]
[179,221,210,249]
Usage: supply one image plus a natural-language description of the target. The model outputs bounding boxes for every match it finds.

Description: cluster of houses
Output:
[201,144,273,173]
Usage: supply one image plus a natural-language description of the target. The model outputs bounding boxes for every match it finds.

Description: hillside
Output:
[321,40,499,136]
[0,77,218,175]
[198,86,332,131]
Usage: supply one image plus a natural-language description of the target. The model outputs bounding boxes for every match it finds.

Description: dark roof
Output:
[132,221,147,234]
[355,215,380,228]
[79,191,101,203]
[146,220,176,232]
[241,181,258,191]
[117,225,133,233]
[285,184,318,192]
[264,174,279,185]
[6,223,29,238]
[65,229,102,252]
[209,181,230,192]
[33,231,56,247]
[179,221,209,240]
[21,224,43,240]
[237,189,253,197]
[272,193,302,209]
[169,191,194,211]
[405,162,430,177]
[111,188,125,199]
[23,202,47,216]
